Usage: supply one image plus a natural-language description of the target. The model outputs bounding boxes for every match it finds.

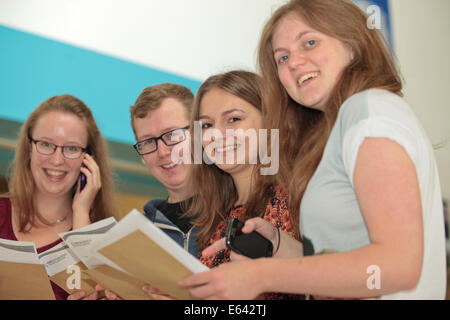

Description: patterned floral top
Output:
[199,185,303,300]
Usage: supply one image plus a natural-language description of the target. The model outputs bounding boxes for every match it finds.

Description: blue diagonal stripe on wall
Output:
[0,25,202,144]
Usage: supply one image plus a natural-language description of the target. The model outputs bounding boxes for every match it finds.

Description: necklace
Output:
[46,213,69,226]
[52,215,68,225]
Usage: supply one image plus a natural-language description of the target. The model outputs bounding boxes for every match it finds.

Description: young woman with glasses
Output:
[0,94,117,299]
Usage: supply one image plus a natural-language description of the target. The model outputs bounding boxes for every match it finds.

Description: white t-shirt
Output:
[300,89,447,299]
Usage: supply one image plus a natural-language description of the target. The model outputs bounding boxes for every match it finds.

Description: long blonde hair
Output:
[184,70,283,250]
[8,94,118,232]
[258,0,402,232]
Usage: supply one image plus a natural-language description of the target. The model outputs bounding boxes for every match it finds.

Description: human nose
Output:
[213,123,228,136]
[212,124,229,144]
[202,125,224,149]
[288,51,307,70]
[156,139,172,158]
[48,147,65,165]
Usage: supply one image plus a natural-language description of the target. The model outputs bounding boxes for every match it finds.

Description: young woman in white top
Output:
[179,0,447,299]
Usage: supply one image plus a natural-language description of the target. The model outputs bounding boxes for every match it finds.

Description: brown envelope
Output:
[83,264,151,300]
[49,261,97,296]
[99,230,197,300]
[0,261,55,300]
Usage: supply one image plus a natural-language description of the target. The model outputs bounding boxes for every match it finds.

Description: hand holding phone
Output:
[225,218,273,259]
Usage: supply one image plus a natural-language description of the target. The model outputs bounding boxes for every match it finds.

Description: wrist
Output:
[256,258,275,294]
[72,210,91,229]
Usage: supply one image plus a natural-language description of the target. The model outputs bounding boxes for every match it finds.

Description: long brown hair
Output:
[184,70,282,250]
[8,94,118,232]
[258,0,403,232]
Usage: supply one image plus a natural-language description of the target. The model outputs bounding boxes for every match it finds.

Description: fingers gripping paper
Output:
[91,209,208,300]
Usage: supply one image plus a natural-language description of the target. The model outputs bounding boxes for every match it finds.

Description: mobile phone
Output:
[79,164,87,191]
[225,218,273,259]
[79,150,91,191]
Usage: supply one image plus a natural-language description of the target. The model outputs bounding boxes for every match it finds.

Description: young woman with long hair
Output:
[144,70,303,300]
[1,94,117,299]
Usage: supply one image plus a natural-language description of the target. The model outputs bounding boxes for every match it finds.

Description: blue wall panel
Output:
[0,25,201,144]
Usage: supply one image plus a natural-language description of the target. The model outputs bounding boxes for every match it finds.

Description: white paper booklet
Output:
[0,238,39,264]
[38,242,80,277]
[58,217,117,269]
[91,209,208,274]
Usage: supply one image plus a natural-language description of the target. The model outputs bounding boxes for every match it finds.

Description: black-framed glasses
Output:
[29,136,88,159]
[133,126,189,155]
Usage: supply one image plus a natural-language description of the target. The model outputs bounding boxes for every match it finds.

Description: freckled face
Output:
[272,13,354,111]
[30,112,88,197]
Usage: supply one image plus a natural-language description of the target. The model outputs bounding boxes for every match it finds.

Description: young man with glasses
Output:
[129,83,197,257]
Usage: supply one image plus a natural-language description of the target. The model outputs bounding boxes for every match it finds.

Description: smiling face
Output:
[29,111,88,198]
[133,97,190,194]
[272,12,354,112]
[199,88,263,176]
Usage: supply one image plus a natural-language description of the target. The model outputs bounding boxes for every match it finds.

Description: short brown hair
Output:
[129,83,194,139]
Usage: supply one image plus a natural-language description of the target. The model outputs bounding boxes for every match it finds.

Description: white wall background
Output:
[0,0,448,200]
[390,0,450,202]
[0,0,285,80]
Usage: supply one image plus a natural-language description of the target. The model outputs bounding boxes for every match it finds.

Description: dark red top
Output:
[0,197,69,300]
